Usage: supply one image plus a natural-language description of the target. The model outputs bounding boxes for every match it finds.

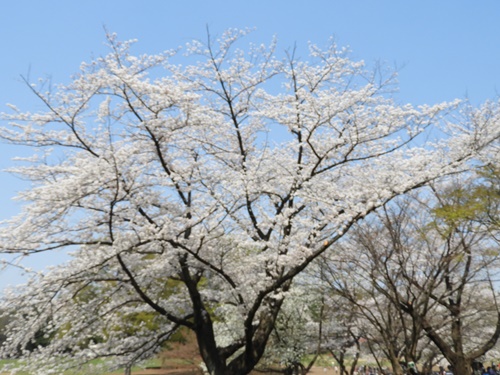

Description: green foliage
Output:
[24,326,54,352]
[432,166,500,233]
[0,313,11,347]
[433,188,486,223]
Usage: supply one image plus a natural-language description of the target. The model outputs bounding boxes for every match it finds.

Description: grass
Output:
[0,357,163,375]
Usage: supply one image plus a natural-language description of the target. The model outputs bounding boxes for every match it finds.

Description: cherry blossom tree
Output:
[315,291,362,375]
[1,30,500,375]
[324,185,500,375]
[255,285,323,374]
[317,250,412,375]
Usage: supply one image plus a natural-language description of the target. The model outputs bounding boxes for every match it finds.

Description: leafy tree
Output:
[433,165,500,233]
[0,30,500,375]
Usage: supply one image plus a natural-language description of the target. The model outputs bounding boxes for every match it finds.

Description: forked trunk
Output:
[450,358,472,375]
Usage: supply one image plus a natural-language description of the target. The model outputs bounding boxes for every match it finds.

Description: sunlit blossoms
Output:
[0,30,500,375]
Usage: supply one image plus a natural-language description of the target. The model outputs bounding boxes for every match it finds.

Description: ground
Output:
[121,329,343,375]
[119,366,339,375]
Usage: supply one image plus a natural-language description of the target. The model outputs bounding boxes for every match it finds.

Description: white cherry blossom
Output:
[0,31,499,375]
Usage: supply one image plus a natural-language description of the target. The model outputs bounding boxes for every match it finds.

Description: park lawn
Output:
[0,358,163,375]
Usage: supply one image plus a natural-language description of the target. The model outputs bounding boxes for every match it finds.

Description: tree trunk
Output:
[350,352,360,375]
[388,357,405,375]
[450,357,473,375]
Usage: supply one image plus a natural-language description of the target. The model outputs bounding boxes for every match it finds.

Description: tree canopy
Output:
[319,180,500,375]
[1,31,500,375]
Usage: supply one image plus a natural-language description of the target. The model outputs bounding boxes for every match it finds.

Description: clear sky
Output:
[1,0,500,288]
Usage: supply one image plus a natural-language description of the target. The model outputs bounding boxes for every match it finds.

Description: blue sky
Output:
[1,0,500,287]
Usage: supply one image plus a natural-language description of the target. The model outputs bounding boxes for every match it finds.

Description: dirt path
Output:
[308,367,340,375]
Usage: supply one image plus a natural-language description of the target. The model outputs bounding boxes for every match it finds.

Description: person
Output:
[408,362,418,375]
[471,361,483,375]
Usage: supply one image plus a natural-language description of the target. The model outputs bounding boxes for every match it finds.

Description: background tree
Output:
[318,253,412,375]
[325,181,500,375]
[418,177,500,375]
[319,293,362,375]
[255,284,323,375]
[258,272,362,375]
[1,31,500,375]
